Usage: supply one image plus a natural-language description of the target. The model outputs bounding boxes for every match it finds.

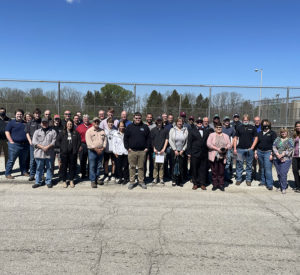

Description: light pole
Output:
[254,68,263,117]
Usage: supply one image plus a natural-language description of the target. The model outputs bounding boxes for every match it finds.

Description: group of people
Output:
[0,106,299,194]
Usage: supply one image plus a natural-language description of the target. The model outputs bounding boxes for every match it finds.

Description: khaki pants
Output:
[128,150,146,183]
[0,139,8,167]
[153,163,164,181]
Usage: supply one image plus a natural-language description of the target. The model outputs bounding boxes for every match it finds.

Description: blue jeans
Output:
[236,148,254,182]
[5,142,29,176]
[35,158,52,186]
[88,150,104,182]
[274,159,292,190]
[29,145,37,177]
[225,149,232,180]
[257,150,273,187]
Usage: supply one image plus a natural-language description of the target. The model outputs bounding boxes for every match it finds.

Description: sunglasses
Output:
[64,113,71,115]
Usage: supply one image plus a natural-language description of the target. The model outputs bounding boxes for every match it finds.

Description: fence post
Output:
[285,87,289,127]
[133,84,136,113]
[208,87,212,118]
[58,81,61,115]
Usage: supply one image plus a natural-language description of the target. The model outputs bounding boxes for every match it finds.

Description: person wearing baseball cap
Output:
[212,114,220,128]
[222,116,235,183]
[188,116,195,130]
[31,117,57,189]
[85,117,107,188]
[231,113,242,131]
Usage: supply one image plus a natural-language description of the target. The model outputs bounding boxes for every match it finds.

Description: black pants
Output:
[144,148,154,179]
[115,155,129,180]
[164,147,173,179]
[171,150,185,185]
[191,156,208,186]
[79,143,88,177]
[60,153,77,181]
[292,158,300,189]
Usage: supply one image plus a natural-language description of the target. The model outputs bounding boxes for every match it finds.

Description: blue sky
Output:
[0,0,300,99]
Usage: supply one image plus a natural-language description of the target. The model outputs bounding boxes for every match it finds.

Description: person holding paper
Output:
[150,116,169,185]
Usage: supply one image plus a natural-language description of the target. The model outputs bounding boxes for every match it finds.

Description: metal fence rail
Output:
[0,78,299,127]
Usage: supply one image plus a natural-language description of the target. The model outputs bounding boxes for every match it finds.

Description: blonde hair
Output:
[242,114,250,121]
[279,128,289,136]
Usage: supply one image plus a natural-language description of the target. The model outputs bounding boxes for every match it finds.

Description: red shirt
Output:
[76,123,92,143]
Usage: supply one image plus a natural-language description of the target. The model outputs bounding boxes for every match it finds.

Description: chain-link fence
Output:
[0,79,299,127]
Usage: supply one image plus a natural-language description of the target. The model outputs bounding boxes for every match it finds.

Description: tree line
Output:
[0,84,257,119]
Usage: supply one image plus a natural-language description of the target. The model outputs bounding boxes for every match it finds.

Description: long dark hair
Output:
[293,121,300,139]
[63,119,74,134]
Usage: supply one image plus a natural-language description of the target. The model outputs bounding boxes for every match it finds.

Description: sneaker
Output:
[69,181,75,188]
[5,175,15,180]
[128,183,134,190]
[159,179,164,185]
[200,185,207,190]
[32,184,41,189]
[226,179,233,184]
[219,186,225,191]
[151,179,157,185]
[267,186,273,191]
[22,172,30,177]
[91,181,97,188]
[140,182,147,189]
[281,189,286,194]
[212,186,218,191]
[258,183,265,186]
[62,181,68,188]
[47,184,53,188]
[104,176,110,183]
[236,181,241,186]
[28,176,35,181]
[110,176,116,183]
[246,181,251,186]
[172,181,176,187]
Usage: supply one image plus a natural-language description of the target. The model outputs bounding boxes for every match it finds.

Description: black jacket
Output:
[124,122,151,151]
[187,127,210,158]
[55,130,81,155]
[0,116,10,140]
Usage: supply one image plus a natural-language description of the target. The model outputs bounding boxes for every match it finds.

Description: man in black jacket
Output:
[26,108,42,181]
[0,107,10,170]
[187,119,210,190]
[124,112,151,190]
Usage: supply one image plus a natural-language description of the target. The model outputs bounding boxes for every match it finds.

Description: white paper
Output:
[155,154,165,163]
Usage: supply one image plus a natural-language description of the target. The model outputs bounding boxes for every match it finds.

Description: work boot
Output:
[246,181,251,186]
[140,182,147,189]
[69,181,75,188]
[91,181,97,188]
[236,181,241,186]
[128,183,134,190]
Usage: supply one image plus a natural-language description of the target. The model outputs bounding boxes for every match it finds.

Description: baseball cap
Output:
[180,111,186,118]
[188,116,194,121]
[54,114,60,119]
[196,118,203,123]
[41,117,49,123]
[223,116,230,121]
[213,114,220,119]
[156,116,162,121]
[233,113,239,118]
[93,117,100,122]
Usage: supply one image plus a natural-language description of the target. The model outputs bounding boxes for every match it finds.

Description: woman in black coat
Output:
[56,119,81,188]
